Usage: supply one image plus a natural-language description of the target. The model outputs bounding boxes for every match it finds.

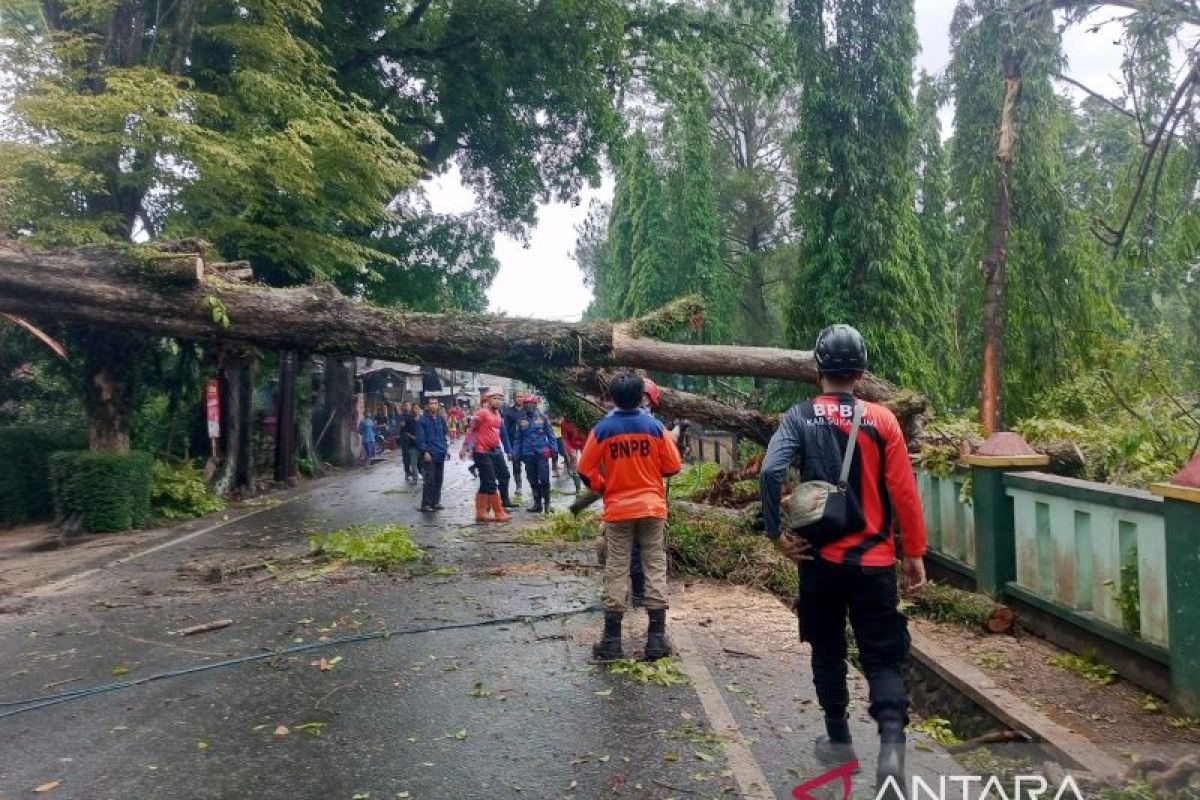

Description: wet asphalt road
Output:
[0,456,955,800]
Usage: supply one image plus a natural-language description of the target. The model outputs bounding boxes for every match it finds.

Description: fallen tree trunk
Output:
[0,240,916,402]
[562,368,927,446]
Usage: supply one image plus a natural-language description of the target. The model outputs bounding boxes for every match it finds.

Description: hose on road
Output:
[0,604,601,720]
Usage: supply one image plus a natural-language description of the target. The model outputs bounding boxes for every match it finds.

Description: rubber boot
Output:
[526,490,543,513]
[541,485,553,514]
[630,572,646,608]
[814,715,859,769]
[500,483,518,509]
[591,611,624,661]
[488,494,512,522]
[875,722,907,800]
[570,472,581,494]
[644,608,672,660]
[474,493,489,523]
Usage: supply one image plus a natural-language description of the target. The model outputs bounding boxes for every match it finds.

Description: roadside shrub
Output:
[48,450,153,532]
[150,460,224,520]
[0,425,86,525]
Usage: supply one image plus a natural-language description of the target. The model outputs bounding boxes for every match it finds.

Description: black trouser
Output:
[473,451,498,495]
[798,559,910,729]
[522,455,551,507]
[491,451,512,505]
[400,443,416,478]
[511,452,523,491]
[421,458,445,508]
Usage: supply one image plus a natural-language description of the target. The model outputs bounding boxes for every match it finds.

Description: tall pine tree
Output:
[786,0,933,390]
[913,70,956,403]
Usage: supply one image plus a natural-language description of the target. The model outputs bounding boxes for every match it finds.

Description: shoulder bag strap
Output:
[838,402,864,486]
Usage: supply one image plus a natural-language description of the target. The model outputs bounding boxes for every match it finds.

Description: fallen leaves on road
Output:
[605,658,690,687]
[293,722,326,736]
[311,655,343,672]
[33,781,61,793]
[111,665,131,676]
[466,681,491,697]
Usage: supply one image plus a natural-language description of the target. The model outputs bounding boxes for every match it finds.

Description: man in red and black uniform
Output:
[760,324,927,797]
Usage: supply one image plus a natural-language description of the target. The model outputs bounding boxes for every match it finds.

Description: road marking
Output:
[29,475,349,598]
[673,619,779,800]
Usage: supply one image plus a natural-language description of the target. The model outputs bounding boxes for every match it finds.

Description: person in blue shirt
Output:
[358,411,376,469]
[515,394,558,514]
[415,396,449,512]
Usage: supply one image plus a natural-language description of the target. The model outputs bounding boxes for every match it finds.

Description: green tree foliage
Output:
[913,71,957,399]
[317,0,629,233]
[622,132,678,317]
[786,0,934,390]
[664,96,733,341]
[948,0,1115,417]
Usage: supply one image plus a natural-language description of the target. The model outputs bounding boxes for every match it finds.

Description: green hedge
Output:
[49,450,153,533]
[0,426,87,526]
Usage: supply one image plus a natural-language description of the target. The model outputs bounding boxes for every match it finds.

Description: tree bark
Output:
[979,51,1024,436]
[274,350,297,484]
[81,329,147,453]
[319,354,357,468]
[211,348,257,496]
[0,240,913,404]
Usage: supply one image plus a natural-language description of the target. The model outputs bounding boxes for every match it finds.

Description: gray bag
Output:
[785,402,866,546]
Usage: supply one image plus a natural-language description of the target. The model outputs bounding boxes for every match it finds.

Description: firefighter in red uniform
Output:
[759,324,927,798]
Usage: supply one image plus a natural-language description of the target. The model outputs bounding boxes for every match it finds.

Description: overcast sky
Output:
[428,2,1129,321]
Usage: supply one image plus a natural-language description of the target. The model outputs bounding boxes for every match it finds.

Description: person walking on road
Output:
[398,401,417,482]
[759,324,927,797]
[577,372,682,662]
[416,397,449,512]
[560,417,587,495]
[515,394,558,514]
[358,411,376,469]
[461,389,513,523]
[502,398,524,499]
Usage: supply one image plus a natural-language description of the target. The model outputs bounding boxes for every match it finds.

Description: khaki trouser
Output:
[603,517,668,612]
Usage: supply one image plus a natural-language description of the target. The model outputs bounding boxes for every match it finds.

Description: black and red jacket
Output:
[760,393,926,567]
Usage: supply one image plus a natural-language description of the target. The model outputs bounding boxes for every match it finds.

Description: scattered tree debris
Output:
[172,619,233,637]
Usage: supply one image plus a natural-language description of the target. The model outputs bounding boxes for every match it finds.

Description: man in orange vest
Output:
[577,372,682,661]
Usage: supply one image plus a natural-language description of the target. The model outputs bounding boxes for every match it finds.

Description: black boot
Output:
[591,611,624,661]
[644,608,672,660]
[813,715,859,768]
[526,492,543,513]
[500,487,518,509]
[541,486,553,514]
[876,723,906,800]
[630,573,646,608]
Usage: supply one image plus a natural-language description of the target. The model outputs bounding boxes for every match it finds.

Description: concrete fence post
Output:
[1152,457,1200,715]
[965,433,1048,599]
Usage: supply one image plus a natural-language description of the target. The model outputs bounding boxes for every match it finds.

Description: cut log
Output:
[0,240,919,403]
[985,606,1016,634]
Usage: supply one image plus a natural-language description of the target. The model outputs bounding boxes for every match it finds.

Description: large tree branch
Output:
[0,241,917,410]
[1054,72,1139,122]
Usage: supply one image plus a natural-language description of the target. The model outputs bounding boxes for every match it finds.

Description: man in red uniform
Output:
[760,324,927,797]
[577,372,682,661]
[462,389,512,523]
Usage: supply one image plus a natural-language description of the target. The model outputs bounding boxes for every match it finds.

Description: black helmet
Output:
[814,324,868,376]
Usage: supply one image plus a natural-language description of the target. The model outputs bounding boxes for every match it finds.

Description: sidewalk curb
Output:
[910,629,1128,780]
